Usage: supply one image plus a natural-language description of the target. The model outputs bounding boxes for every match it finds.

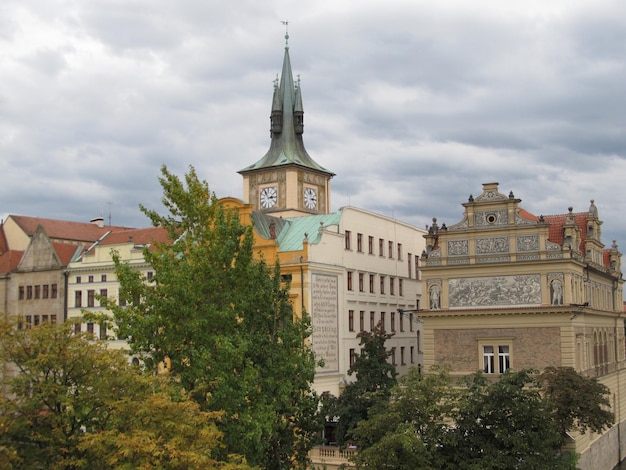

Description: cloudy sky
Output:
[1,0,625,247]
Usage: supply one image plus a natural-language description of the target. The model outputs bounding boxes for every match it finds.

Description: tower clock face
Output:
[304,187,317,210]
[260,186,278,209]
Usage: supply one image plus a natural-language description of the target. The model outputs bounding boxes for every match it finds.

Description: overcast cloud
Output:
[1,0,625,249]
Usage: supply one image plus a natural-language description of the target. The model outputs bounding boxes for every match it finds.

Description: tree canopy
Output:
[104,165,319,469]
[0,319,248,470]
[327,322,397,446]
[349,365,615,470]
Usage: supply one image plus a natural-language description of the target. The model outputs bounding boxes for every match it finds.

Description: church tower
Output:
[239,32,334,216]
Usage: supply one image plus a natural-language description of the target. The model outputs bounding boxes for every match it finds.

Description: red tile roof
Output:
[0,250,24,274]
[0,224,8,254]
[542,212,589,251]
[52,242,82,266]
[517,208,539,222]
[100,227,170,246]
[9,215,134,243]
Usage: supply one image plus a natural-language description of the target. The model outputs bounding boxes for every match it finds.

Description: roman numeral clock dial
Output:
[260,186,277,209]
[304,187,317,210]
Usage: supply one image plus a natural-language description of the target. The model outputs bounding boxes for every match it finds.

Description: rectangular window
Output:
[41,315,48,323]
[483,344,511,374]
[397,243,403,261]
[101,274,107,282]
[42,285,49,299]
[74,322,81,334]
[379,238,384,257]
[51,284,57,299]
[359,273,364,292]
[408,253,412,278]
[19,286,24,300]
[369,274,375,293]
[390,277,395,296]
[391,347,396,365]
[27,286,33,299]
[347,272,353,291]
[409,313,414,332]
[147,271,154,280]
[348,310,355,332]
[75,290,82,308]
[357,233,363,252]
[388,241,394,258]
[88,275,94,283]
[380,312,385,331]
[87,322,94,334]
[345,230,352,250]
[368,236,374,254]
[380,276,385,294]
[415,255,420,280]
[370,311,376,330]
[100,324,107,340]
[87,289,95,308]
[349,348,356,367]
[50,315,57,325]
[359,311,365,331]
[33,315,40,326]
[25,315,32,328]
[390,311,396,332]
[34,285,40,299]
[399,311,404,332]
[499,346,510,373]
[401,346,405,365]
[76,276,82,284]
[100,289,108,306]
[399,279,404,296]
[483,346,495,374]
[410,346,415,363]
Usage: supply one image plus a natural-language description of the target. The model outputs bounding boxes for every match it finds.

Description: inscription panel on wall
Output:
[311,273,339,373]
[449,274,541,307]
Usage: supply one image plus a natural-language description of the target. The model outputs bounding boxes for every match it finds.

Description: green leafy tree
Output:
[0,319,247,470]
[351,366,458,469]
[538,366,614,437]
[331,321,397,446]
[103,165,318,469]
[449,370,575,470]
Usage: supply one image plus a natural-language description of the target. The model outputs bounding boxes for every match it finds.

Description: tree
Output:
[0,319,248,470]
[330,321,397,446]
[450,370,574,470]
[538,366,614,437]
[104,165,318,469]
[351,366,458,469]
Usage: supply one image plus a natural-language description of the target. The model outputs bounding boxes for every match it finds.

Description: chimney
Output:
[90,217,105,228]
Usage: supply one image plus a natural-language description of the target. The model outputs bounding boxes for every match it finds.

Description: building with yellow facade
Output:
[419,182,624,470]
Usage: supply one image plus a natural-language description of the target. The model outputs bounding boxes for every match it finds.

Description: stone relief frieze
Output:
[428,248,441,258]
[515,211,537,225]
[476,256,511,264]
[449,274,541,307]
[476,236,509,254]
[546,240,561,251]
[447,239,469,256]
[547,253,564,260]
[517,235,539,252]
[448,258,470,265]
[475,189,507,201]
[475,210,509,228]
[518,255,540,261]
[448,218,469,231]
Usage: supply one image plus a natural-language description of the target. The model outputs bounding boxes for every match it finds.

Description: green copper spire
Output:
[239,36,334,176]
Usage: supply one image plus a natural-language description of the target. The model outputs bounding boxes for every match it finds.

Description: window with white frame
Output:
[481,341,511,374]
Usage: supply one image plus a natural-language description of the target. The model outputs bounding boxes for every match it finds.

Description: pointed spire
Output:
[239,33,333,176]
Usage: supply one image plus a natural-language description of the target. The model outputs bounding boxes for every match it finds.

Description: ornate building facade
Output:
[419,182,625,470]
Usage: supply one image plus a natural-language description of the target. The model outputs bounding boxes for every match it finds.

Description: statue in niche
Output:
[551,279,563,305]
[430,285,441,309]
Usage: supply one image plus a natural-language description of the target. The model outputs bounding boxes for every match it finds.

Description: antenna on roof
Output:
[107,201,112,226]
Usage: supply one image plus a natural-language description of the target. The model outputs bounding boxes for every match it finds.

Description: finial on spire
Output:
[281,20,289,48]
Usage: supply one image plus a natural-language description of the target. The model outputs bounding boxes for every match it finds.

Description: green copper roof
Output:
[251,210,343,252]
[239,43,334,176]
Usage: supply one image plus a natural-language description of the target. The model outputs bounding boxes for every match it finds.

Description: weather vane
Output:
[281,20,289,47]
